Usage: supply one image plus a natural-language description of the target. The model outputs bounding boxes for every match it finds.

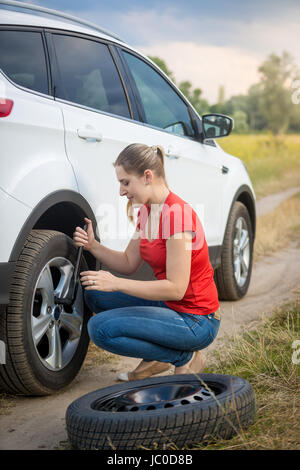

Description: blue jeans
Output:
[85,290,220,367]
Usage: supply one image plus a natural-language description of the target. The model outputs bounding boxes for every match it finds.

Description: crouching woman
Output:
[73,143,221,381]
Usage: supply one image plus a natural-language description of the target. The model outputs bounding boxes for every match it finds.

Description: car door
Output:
[48,30,225,254]
[117,48,225,248]
[46,31,155,252]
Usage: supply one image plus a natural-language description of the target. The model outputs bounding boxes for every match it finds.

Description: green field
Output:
[194,298,300,450]
[218,134,300,198]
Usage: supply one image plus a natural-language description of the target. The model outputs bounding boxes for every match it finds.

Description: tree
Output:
[232,110,249,134]
[222,94,248,116]
[147,56,210,116]
[258,51,297,134]
[288,98,300,132]
[246,84,262,131]
[217,85,225,106]
[147,56,176,82]
[147,52,300,133]
[177,80,210,115]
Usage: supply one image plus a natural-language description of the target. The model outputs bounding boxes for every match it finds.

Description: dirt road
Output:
[1,187,300,450]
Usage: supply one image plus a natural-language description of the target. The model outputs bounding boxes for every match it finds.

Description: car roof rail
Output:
[0,0,124,42]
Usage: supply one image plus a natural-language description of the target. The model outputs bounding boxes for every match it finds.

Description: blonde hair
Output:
[113,143,170,224]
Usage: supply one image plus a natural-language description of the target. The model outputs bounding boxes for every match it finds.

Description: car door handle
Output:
[165,146,180,160]
[77,128,103,142]
[221,165,229,174]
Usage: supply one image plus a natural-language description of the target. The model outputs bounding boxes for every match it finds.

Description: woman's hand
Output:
[73,217,95,251]
[80,270,119,292]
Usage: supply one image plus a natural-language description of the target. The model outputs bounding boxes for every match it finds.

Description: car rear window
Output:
[0,30,49,94]
[52,34,130,118]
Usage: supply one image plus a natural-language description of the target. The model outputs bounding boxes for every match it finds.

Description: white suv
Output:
[0,1,256,395]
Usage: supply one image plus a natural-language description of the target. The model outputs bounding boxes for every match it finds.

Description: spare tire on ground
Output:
[66,373,255,450]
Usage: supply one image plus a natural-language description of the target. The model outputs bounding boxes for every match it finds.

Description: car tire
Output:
[214,202,254,300]
[66,373,255,450]
[0,230,91,396]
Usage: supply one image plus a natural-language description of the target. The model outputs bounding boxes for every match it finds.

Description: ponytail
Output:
[113,143,169,224]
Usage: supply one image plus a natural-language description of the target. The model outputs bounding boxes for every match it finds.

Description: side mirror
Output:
[201,114,233,141]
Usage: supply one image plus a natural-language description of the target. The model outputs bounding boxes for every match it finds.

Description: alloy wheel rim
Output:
[233,217,250,288]
[31,257,84,371]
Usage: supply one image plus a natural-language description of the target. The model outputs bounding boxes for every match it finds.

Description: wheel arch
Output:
[222,185,256,248]
[9,190,101,271]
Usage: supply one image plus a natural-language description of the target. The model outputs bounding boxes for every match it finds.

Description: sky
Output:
[10,0,300,103]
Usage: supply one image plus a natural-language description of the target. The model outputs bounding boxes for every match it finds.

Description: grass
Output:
[58,294,300,450]
[1,133,300,446]
[253,190,300,261]
[81,297,300,451]
[218,133,300,199]
[186,297,300,450]
[83,135,300,381]
[2,298,300,451]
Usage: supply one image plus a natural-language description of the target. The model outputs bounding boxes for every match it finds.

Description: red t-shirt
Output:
[136,190,219,315]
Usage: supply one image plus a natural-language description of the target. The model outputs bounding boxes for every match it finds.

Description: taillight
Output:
[0,99,14,117]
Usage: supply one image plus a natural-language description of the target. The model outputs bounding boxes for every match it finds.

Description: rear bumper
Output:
[0,262,17,305]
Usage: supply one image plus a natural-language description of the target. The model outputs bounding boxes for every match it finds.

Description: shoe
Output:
[117,359,172,381]
[174,350,206,375]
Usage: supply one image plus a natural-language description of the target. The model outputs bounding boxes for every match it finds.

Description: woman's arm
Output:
[117,231,193,301]
[88,229,142,276]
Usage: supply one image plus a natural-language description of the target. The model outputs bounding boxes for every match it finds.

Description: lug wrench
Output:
[54,223,87,306]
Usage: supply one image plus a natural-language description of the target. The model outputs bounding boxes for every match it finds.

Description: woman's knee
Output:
[84,289,109,313]
[84,290,96,312]
[87,314,106,346]
[87,312,116,348]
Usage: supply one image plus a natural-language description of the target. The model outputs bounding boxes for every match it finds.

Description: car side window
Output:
[52,34,130,118]
[121,50,195,137]
[0,30,49,94]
